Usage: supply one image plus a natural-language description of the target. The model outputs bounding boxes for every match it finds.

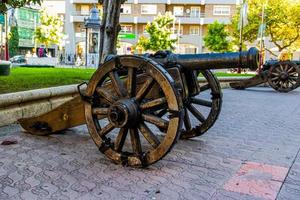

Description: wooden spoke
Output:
[183,108,192,131]
[199,84,210,92]
[280,65,284,71]
[190,97,212,107]
[271,77,279,81]
[271,72,280,76]
[187,104,206,123]
[135,77,154,102]
[99,123,114,136]
[287,66,294,73]
[92,108,109,115]
[140,97,167,110]
[96,87,117,104]
[142,114,169,130]
[138,122,160,148]
[127,68,137,98]
[156,108,168,118]
[130,128,142,155]
[114,128,128,152]
[109,71,127,97]
[288,79,296,85]
[290,76,298,81]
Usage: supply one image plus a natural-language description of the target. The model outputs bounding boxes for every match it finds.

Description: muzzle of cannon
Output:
[19,48,259,167]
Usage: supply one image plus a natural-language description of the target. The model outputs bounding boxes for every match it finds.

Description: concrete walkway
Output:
[0,87,299,200]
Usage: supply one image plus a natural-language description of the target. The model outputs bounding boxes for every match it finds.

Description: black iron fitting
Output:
[77,82,94,103]
[99,138,112,153]
[168,109,181,119]
[120,153,129,166]
[30,121,52,133]
[140,153,148,168]
[114,56,122,69]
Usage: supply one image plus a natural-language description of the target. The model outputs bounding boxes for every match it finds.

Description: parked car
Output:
[10,55,27,64]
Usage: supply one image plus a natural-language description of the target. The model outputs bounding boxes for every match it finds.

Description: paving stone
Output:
[0,87,299,199]
[277,183,300,200]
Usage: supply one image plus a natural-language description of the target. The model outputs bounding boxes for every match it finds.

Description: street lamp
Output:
[84,5,101,67]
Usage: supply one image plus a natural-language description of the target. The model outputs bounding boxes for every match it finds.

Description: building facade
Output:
[65,0,240,64]
[15,6,40,55]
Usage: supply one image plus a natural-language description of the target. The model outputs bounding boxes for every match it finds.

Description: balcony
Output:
[70,0,97,4]
[70,11,89,23]
[174,13,205,24]
[173,13,231,25]
[120,15,156,24]
[179,34,202,46]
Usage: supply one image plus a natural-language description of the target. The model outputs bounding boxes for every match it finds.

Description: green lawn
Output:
[213,72,254,77]
[0,67,95,94]
[0,67,254,94]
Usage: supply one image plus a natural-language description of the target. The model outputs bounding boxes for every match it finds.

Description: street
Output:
[0,87,300,200]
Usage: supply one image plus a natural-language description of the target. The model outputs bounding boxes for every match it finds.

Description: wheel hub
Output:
[108,99,139,128]
[280,72,289,80]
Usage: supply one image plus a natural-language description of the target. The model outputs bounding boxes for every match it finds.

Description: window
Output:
[121,4,131,14]
[120,25,133,33]
[213,6,231,16]
[80,5,90,15]
[189,26,200,35]
[141,5,157,15]
[173,26,183,35]
[190,7,200,18]
[173,6,184,17]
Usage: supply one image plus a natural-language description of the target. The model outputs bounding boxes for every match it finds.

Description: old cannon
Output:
[19,48,259,167]
[230,60,300,92]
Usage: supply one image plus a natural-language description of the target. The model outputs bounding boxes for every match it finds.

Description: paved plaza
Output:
[0,87,300,200]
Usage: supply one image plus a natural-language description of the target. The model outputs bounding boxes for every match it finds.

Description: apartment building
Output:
[65,0,240,60]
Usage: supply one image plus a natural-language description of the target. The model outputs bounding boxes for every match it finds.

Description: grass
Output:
[0,67,255,94]
[213,72,255,77]
[0,67,96,94]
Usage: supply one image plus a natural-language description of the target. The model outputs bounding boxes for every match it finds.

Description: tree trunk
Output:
[98,0,124,65]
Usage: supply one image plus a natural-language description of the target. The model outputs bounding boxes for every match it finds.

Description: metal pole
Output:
[85,28,88,67]
[259,4,265,71]
[238,1,245,73]
[177,19,181,53]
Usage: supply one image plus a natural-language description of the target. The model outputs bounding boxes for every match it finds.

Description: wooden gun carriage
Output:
[230,60,300,92]
[19,48,259,167]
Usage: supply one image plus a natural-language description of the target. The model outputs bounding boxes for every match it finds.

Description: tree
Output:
[0,0,42,13]
[34,9,64,50]
[203,21,232,52]
[136,12,178,52]
[8,25,19,57]
[98,0,126,63]
[231,0,300,54]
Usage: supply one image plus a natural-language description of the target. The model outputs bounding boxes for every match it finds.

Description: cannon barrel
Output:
[152,47,259,71]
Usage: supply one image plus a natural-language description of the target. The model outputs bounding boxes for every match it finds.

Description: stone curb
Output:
[0,84,79,108]
[0,77,251,127]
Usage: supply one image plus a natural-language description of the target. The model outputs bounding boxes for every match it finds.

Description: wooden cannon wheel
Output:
[84,55,183,167]
[268,61,300,93]
[180,70,222,139]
